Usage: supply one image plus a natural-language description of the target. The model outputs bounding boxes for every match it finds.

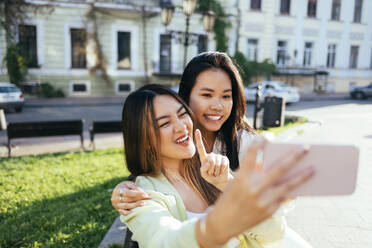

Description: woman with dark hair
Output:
[178,51,254,171]
[118,84,313,248]
[112,53,312,247]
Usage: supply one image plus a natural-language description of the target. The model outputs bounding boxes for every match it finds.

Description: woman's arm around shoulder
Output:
[121,176,200,248]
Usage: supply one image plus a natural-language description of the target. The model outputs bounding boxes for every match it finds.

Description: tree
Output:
[233,51,276,86]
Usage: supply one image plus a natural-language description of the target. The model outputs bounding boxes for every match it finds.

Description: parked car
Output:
[350,83,372,99]
[0,82,24,112]
[244,81,300,104]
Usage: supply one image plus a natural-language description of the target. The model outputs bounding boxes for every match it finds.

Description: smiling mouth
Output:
[175,134,189,145]
[205,115,223,121]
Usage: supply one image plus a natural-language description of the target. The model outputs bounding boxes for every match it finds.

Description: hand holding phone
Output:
[263,142,359,197]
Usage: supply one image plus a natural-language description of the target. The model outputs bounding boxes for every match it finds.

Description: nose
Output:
[173,118,187,133]
[210,98,223,111]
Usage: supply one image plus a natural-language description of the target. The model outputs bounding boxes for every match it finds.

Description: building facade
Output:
[0,0,371,96]
[0,0,212,96]
[230,0,372,93]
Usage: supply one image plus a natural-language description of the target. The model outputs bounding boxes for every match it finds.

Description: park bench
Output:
[7,119,84,157]
[89,120,122,149]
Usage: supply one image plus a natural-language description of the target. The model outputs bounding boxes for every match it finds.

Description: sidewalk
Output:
[22,92,350,108]
[24,96,125,108]
[299,92,349,101]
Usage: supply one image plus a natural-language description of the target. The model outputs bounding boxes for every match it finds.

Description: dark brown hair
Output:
[178,52,256,171]
[122,84,220,205]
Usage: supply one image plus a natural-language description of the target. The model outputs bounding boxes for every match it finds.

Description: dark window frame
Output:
[280,0,291,15]
[197,35,207,54]
[303,42,313,66]
[326,44,336,68]
[250,0,261,11]
[18,24,38,68]
[349,45,359,69]
[117,31,131,70]
[247,39,258,61]
[353,0,363,23]
[70,28,87,69]
[276,40,287,66]
[307,0,317,18]
[331,0,341,21]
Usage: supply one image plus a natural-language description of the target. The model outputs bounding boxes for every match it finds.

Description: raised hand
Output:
[111,181,151,216]
[195,129,232,191]
[196,137,315,247]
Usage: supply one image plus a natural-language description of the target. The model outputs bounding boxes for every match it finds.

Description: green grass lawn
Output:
[258,116,308,136]
[0,148,129,248]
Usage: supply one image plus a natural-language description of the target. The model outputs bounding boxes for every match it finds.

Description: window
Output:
[349,45,359,69]
[327,44,336,68]
[307,0,317,18]
[197,35,207,54]
[250,0,261,11]
[247,39,258,61]
[116,81,134,94]
[280,0,290,15]
[159,34,172,72]
[118,32,131,69]
[303,42,313,66]
[70,81,90,95]
[353,0,363,23]
[18,25,38,68]
[331,0,341,21]
[70,28,87,68]
[276,41,287,66]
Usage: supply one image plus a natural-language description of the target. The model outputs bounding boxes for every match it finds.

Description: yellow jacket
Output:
[120,173,285,248]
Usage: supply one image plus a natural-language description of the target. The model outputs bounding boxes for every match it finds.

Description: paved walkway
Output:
[1,93,348,246]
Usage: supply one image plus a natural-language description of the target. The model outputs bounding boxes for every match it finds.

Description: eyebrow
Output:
[156,106,185,121]
[199,87,232,93]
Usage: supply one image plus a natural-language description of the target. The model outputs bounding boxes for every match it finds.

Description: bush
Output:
[38,82,65,98]
[233,51,277,86]
[3,44,28,87]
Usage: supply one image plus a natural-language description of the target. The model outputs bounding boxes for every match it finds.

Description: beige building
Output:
[0,0,371,96]
[228,0,372,93]
[0,0,212,96]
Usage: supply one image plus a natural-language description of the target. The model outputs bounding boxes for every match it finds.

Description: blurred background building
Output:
[0,0,371,96]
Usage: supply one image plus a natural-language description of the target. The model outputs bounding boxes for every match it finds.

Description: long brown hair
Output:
[122,84,220,205]
[179,52,256,171]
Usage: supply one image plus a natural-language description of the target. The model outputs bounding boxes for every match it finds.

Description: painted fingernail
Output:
[302,144,310,153]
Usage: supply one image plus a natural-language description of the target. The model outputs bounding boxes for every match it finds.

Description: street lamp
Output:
[160,2,175,27]
[182,0,197,68]
[160,0,216,69]
[202,10,216,33]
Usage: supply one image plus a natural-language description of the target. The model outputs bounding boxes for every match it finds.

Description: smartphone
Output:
[262,142,359,197]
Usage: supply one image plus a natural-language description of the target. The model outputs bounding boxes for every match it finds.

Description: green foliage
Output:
[258,117,308,135]
[197,0,231,52]
[37,82,65,98]
[233,51,277,86]
[0,148,130,248]
[3,44,28,87]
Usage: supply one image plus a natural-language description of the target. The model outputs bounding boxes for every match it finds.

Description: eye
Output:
[223,95,232,99]
[159,121,170,128]
[201,93,212,98]
[179,111,189,118]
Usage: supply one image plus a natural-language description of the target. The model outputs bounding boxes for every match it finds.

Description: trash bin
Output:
[263,96,285,127]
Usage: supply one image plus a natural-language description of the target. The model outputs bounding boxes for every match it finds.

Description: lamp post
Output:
[160,0,216,69]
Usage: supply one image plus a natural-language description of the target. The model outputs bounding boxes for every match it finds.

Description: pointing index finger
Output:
[195,129,208,163]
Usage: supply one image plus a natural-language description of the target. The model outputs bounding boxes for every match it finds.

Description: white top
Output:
[212,129,255,162]
[185,210,206,220]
